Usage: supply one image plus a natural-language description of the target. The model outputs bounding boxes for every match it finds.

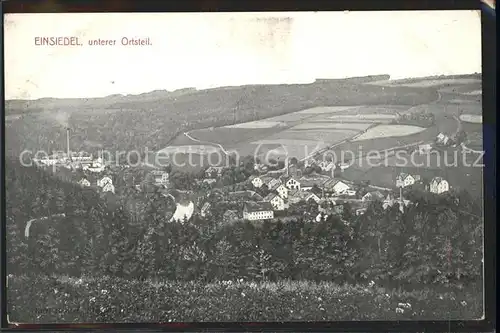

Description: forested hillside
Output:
[6,159,483,286]
[5,75,440,158]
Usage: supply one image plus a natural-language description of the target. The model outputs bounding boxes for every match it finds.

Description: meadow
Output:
[8,275,482,323]
[352,125,427,141]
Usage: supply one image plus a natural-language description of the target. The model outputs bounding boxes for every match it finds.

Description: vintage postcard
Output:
[4,11,483,323]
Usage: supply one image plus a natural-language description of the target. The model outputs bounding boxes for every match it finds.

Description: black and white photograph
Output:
[4,11,484,323]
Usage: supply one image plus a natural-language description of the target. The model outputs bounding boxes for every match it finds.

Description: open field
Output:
[290,122,372,131]
[460,114,482,123]
[353,125,427,141]
[225,120,287,129]
[8,275,482,323]
[159,145,222,155]
[165,104,411,162]
[463,90,482,96]
[367,77,481,88]
[294,106,359,114]
[328,114,397,120]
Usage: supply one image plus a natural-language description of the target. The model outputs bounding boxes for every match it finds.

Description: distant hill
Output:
[4,74,476,158]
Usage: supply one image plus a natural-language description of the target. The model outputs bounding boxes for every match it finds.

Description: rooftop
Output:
[244,201,274,213]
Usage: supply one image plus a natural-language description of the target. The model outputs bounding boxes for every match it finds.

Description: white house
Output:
[331,180,351,195]
[338,162,351,171]
[429,177,450,194]
[344,189,357,196]
[418,144,433,154]
[97,176,113,187]
[288,190,321,204]
[362,191,385,202]
[205,166,224,178]
[396,173,415,188]
[153,172,169,185]
[267,178,282,189]
[436,133,451,146]
[250,176,264,188]
[78,178,91,187]
[102,183,115,194]
[243,202,274,221]
[282,176,300,190]
[276,184,289,199]
[264,193,286,211]
[299,174,329,191]
[318,160,336,172]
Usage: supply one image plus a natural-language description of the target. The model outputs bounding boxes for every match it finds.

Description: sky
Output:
[4,11,481,100]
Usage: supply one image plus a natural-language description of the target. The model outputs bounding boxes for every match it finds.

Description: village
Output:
[30,127,458,226]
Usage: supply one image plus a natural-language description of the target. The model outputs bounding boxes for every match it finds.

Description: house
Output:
[286,164,301,178]
[316,212,329,222]
[318,160,336,172]
[267,178,282,190]
[344,189,357,196]
[78,178,91,187]
[250,176,264,188]
[228,190,263,201]
[97,176,113,187]
[396,173,416,188]
[205,166,224,178]
[355,208,367,216]
[263,193,287,211]
[223,210,239,223]
[281,176,301,190]
[276,184,289,199]
[202,178,217,185]
[253,164,268,173]
[304,159,317,168]
[152,172,169,186]
[418,144,433,154]
[299,174,329,191]
[436,133,451,146]
[362,191,385,202]
[102,182,115,194]
[288,190,321,205]
[243,202,274,221]
[429,177,450,194]
[324,179,351,195]
[337,162,351,171]
[200,202,212,217]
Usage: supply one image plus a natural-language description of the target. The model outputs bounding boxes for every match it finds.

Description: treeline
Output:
[6,160,483,287]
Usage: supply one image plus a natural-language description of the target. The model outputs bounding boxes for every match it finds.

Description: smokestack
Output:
[66,128,71,160]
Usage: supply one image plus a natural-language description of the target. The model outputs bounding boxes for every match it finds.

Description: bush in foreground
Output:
[8,274,482,323]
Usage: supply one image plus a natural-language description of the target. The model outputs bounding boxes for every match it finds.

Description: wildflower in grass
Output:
[461,301,467,306]
[395,307,404,314]
[398,302,412,309]
[368,280,375,287]
[101,289,108,295]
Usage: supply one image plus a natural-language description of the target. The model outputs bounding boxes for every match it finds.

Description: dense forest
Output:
[6,159,483,288]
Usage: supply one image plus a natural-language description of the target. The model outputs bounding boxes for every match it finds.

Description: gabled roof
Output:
[324,178,350,189]
[263,193,278,201]
[244,201,274,213]
[431,177,447,184]
[223,210,238,218]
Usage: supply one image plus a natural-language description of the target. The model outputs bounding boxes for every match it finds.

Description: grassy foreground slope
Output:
[8,275,481,323]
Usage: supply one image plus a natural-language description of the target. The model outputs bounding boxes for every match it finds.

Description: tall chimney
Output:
[66,128,71,160]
